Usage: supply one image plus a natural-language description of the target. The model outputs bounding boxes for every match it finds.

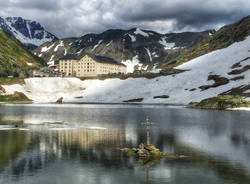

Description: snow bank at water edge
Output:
[229,107,250,111]
[3,78,85,103]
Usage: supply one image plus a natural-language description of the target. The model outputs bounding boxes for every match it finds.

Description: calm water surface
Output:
[0,104,250,184]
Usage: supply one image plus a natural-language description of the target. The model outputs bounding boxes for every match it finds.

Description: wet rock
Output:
[56,97,63,104]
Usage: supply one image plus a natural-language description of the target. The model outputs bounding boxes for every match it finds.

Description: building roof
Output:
[59,53,126,66]
[59,54,79,60]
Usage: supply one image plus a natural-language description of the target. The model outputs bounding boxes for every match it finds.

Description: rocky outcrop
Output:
[0,85,6,94]
[121,143,178,159]
[188,95,250,110]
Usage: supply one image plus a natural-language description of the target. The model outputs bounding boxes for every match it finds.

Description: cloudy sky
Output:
[1,0,250,38]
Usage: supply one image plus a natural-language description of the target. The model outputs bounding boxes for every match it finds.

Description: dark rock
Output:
[153,95,169,99]
[199,74,229,91]
[123,98,144,103]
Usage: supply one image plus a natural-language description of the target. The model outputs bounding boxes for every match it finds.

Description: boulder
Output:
[56,97,63,104]
[0,85,6,93]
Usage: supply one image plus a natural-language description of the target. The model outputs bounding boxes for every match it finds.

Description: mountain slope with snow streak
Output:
[0,16,58,50]
[3,36,250,104]
[34,28,213,68]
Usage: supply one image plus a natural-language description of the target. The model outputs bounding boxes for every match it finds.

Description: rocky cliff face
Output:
[33,28,214,70]
[0,16,58,50]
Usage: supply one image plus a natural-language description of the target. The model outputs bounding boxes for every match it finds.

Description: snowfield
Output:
[2,36,250,104]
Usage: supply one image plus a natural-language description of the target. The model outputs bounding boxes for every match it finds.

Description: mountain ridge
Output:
[162,15,250,69]
[33,27,214,70]
[0,16,58,50]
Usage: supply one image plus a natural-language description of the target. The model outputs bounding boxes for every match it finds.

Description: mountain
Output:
[0,16,58,50]
[163,15,250,69]
[4,32,250,103]
[33,28,214,71]
[0,30,46,77]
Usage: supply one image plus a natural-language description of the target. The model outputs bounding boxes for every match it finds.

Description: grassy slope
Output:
[162,15,250,69]
[0,92,31,102]
[0,30,46,77]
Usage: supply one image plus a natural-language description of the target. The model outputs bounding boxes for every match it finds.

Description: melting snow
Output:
[41,43,55,52]
[134,28,149,37]
[159,37,176,49]
[122,56,141,73]
[54,41,64,52]
[106,40,113,46]
[92,40,103,51]
[128,34,136,42]
[145,48,152,62]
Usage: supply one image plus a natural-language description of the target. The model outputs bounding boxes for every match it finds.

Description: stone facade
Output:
[59,54,127,77]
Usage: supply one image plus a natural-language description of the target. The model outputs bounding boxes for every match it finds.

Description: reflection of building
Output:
[58,54,127,77]
[57,128,126,151]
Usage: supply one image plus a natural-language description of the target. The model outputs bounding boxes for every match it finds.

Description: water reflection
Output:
[0,104,250,184]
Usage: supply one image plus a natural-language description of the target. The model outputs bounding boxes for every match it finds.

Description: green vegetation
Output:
[188,95,250,110]
[121,144,180,160]
[0,30,46,77]
[162,15,250,69]
[0,130,28,171]
[0,92,31,102]
[0,77,25,85]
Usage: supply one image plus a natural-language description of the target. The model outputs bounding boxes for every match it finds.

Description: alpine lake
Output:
[0,104,250,184]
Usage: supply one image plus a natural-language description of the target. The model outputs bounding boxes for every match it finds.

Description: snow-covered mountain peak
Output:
[0,16,58,50]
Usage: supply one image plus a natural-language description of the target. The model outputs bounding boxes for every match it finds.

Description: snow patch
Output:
[106,40,113,46]
[41,43,55,52]
[128,34,136,42]
[54,41,64,52]
[122,56,142,73]
[159,37,176,49]
[92,40,103,51]
[229,107,250,111]
[145,48,152,62]
[134,28,149,37]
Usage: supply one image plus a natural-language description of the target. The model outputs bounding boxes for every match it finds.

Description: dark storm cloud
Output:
[1,0,250,38]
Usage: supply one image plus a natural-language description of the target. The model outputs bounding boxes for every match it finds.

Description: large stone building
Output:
[58,54,127,77]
